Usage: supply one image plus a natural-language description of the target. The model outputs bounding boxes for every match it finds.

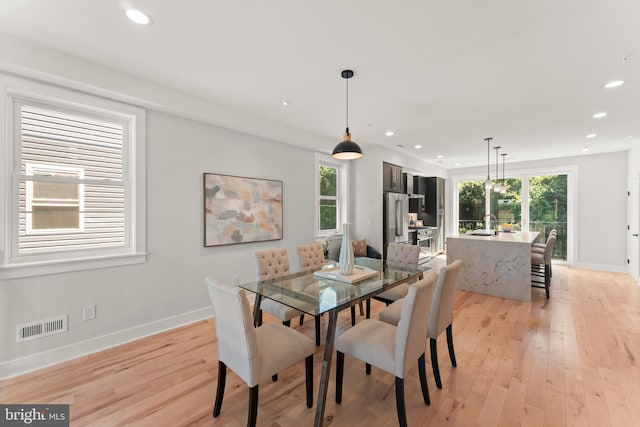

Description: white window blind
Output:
[18,104,126,254]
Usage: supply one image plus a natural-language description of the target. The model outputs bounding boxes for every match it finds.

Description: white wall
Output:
[448,151,629,271]
[0,109,317,377]
[629,146,640,177]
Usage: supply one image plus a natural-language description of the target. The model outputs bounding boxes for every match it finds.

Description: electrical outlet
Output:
[232,275,240,285]
[83,305,96,321]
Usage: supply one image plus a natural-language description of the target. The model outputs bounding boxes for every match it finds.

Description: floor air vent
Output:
[16,315,68,343]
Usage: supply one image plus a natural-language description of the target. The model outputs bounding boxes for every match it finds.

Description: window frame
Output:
[314,153,349,238]
[0,74,146,279]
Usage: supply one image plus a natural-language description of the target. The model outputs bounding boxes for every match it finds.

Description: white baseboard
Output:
[573,262,627,273]
[0,306,213,380]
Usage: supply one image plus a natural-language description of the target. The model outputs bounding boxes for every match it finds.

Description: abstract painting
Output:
[203,173,283,246]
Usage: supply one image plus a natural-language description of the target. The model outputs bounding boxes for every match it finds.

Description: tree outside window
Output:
[319,165,338,231]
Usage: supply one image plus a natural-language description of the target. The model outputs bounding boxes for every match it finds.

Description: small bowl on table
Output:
[501,223,514,232]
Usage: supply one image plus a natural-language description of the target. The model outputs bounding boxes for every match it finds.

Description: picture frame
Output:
[203,173,283,247]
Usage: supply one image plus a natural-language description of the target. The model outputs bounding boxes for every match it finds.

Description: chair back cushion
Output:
[254,248,290,280]
[428,259,462,338]
[394,271,438,377]
[297,242,325,272]
[387,243,420,268]
[205,278,257,385]
[544,235,556,263]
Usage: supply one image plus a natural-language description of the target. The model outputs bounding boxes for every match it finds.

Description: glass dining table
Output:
[238,257,429,427]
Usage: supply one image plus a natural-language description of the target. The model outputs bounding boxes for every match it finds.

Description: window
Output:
[315,154,348,236]
[319,165,339,231]
[26,163,85,234]
[0,75,146,278]
[453,166,575,264]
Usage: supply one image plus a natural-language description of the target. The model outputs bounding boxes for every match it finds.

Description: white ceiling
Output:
[0,0,638,169]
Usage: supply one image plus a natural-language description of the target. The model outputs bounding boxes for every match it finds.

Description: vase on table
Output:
[339,223,355,275]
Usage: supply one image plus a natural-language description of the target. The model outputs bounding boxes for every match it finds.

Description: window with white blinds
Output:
[19,105,126,254]
[1,74,146,278]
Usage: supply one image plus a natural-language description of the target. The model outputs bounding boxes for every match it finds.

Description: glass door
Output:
[490,178,522,230]
[528,174,568,260]
[457,179,486,233]
[455,171,571,263]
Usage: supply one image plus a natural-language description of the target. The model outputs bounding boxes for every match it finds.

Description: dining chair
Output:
[531,234,556,299]
[379,259,463,389]
[298,242,363,329]
[205,278,314,427]
[366,242,420,318]
[334,271,438,427]
[297,242,328,346]
[254,248,305,328]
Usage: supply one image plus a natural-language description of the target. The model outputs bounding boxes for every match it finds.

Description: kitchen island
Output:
[446,231,540,301]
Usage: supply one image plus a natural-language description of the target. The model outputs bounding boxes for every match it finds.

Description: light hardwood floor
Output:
[1,264,639,426]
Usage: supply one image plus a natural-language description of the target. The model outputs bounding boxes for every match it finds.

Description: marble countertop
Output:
[448,231,539,244]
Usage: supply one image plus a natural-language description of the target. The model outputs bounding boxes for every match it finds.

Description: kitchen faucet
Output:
[483,214,498,230]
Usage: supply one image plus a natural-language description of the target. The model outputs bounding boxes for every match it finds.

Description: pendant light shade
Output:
[484,137,493,189]
[332,70,363,160]
[493,146,502,192]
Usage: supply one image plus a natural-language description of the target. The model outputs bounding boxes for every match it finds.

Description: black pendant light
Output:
[332,69,363,160]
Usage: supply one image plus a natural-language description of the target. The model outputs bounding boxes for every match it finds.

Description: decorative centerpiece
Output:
[339,223,355,275]
[502,223,514,232]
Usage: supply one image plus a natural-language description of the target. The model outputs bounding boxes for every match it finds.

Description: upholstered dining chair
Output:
[253,248,305,328]
[531,234,556,299]
[297,242,328,346]
[366,242,420,318]
[205,278,314,427]
[334,271,437,427]
[379,259,463,389]
[298,242,363,328]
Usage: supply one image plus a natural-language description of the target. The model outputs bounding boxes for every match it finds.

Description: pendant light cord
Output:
[502,154,505,182]
[345,77,349,134]
[495,147,499,183]
[485,138,491,179]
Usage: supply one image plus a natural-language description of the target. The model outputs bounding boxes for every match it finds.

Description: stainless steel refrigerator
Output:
[383,192,409,258]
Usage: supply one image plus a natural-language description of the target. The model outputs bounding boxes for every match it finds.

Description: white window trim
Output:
[450,165,577,266]
[0,73,146,279]
[314,153,349,238]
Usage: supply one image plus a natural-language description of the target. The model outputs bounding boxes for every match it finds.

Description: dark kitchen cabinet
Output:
[408,175,428,213]
[383,162,403,193]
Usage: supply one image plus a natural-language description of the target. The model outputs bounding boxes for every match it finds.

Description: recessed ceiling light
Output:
[592,112,607,119]
[414,144,422,149]
[436,155,443,159]
[581,146,590,152]
[454,162,461,167]
[627,135,633,139]
[604,80,625,89]
[385,131,394,137]
[586,134,597,138]
[126,9,152,25]
[282,101,289,106]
